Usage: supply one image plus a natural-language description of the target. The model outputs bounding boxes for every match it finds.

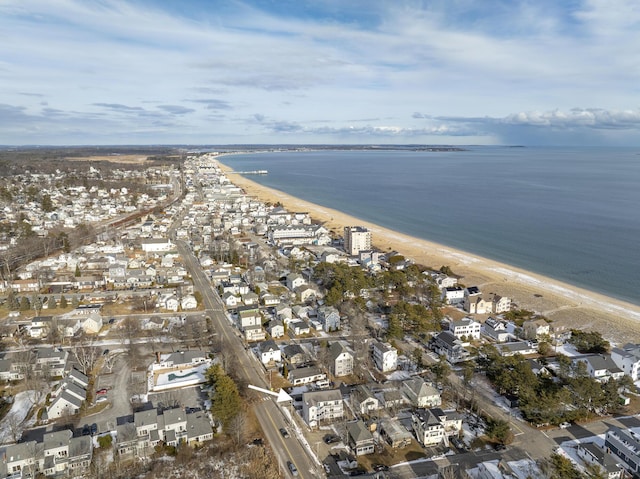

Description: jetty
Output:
[227,170,268,175]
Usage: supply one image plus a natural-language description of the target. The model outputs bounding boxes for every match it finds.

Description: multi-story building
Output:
[344,226,371,256]
[611,344,640,380]
[329,341,354,377]
[302,389,344,428]
[605,428,640,476]
[371,341,398,373]
[448,318,481,341]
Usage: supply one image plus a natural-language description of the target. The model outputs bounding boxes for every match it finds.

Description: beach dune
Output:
[217,158,640,344]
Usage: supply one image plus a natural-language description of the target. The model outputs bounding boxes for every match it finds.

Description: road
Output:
[176,239,322,478]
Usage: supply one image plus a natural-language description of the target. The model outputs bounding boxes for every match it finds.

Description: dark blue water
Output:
[221,147,640,306]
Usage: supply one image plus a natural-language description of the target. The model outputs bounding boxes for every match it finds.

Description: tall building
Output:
[344,226,371,256]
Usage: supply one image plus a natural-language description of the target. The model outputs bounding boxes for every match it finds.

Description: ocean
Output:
[221,147,640,306]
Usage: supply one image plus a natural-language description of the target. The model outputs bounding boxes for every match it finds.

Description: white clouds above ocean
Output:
[1,0,639,145]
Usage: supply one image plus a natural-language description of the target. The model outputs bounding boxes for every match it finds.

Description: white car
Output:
[559,422,571,429]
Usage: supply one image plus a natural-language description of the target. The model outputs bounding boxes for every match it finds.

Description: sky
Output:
[1,0,639,146]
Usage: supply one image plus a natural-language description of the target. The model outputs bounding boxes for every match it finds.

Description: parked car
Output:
[96,388,108,395]
[287,461,298,476]
[323,434,340,444]
[559,422,571,429]
[96,396,108,403]
[81,424,90,436]
[279,427,290,438]
[373,464,389,472]
[90,423,98,435]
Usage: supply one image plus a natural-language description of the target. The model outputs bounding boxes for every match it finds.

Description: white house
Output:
[180,294,198,310]
[258,340,281,365]
[81,313,103,334]
[371,341,398,373]
[448,318,481,341]
[402,377,441,408]
[302,389,344,428]
[611,344,640,380]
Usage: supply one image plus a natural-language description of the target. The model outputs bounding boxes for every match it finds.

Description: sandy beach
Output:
[216,158,640,345]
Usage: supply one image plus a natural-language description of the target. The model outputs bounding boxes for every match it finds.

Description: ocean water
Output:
[221,147,640,306]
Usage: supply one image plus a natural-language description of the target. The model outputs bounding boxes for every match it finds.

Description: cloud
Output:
[93,103,144,112]
[157,105,196,115]
[185,99,232,110]
[1,1,640,144]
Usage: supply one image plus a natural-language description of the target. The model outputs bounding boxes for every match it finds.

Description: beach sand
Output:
[216,158,640,344]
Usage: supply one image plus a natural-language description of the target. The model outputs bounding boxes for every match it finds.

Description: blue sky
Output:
[1,0,639,145]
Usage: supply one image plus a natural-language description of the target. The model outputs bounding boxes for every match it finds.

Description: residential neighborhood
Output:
[0,150,638,479]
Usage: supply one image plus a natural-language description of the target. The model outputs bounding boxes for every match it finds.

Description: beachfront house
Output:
[574,354,625,383]
[611,344,640,380]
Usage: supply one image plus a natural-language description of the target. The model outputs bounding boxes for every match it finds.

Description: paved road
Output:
[176,239,322,478]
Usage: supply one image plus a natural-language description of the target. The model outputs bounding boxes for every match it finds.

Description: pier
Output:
[227,169,268,175]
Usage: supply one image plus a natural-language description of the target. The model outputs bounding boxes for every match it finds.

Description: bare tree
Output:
[73,338,101,375]
[102,353,118,374]
[229,409,249,447]
[6,412,24,443]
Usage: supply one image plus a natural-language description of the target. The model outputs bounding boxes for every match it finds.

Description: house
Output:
[242,291,259,306]
[35,347,69,377]
[381,389,407,409]
[605,428,640,476]
[496,341,538,357]
[289,366,326,386]
[522,319,550,340]
[29,316,52,338]
[351,385,380,415]
[268,319,285,339]
[329,341,354,377]
[222,292,239,308]
[294,284,316,303]
[346,420,375,456]
[47,390,84,419]
[259,292,279,307]
[442,286,465,305]
[258,340,281,365]
[491,294,511,314]
[482,317,511,343]
[412,408,462,447]
[448,318,481,341]
[286,273,306,291]
[140,237,174,253]
[282,344,308,366]
[412,409,445,446]
[237,306,261,330]
[244,325,266,342]
[401,377,441,408]
[180,294,198,310]
[464,295,493,315]
[577,442,626,479]
[153,350,209,370]
[288,320,311,337]
[317,306,341,333]
[575,354,625,382]
[610,344,640,381]
[302,389,343,428]
[0,358,25,382]
[430,331,470,364]
[380,418,413,448]
[371,341,398,373]
[81,313,103,334]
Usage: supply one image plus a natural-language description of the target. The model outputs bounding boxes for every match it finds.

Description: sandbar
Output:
[216,158,640,344]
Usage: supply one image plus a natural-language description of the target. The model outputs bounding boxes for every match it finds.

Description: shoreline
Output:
[216,157,640,344]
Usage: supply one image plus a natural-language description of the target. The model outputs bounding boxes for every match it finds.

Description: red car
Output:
[96,388,108,395]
